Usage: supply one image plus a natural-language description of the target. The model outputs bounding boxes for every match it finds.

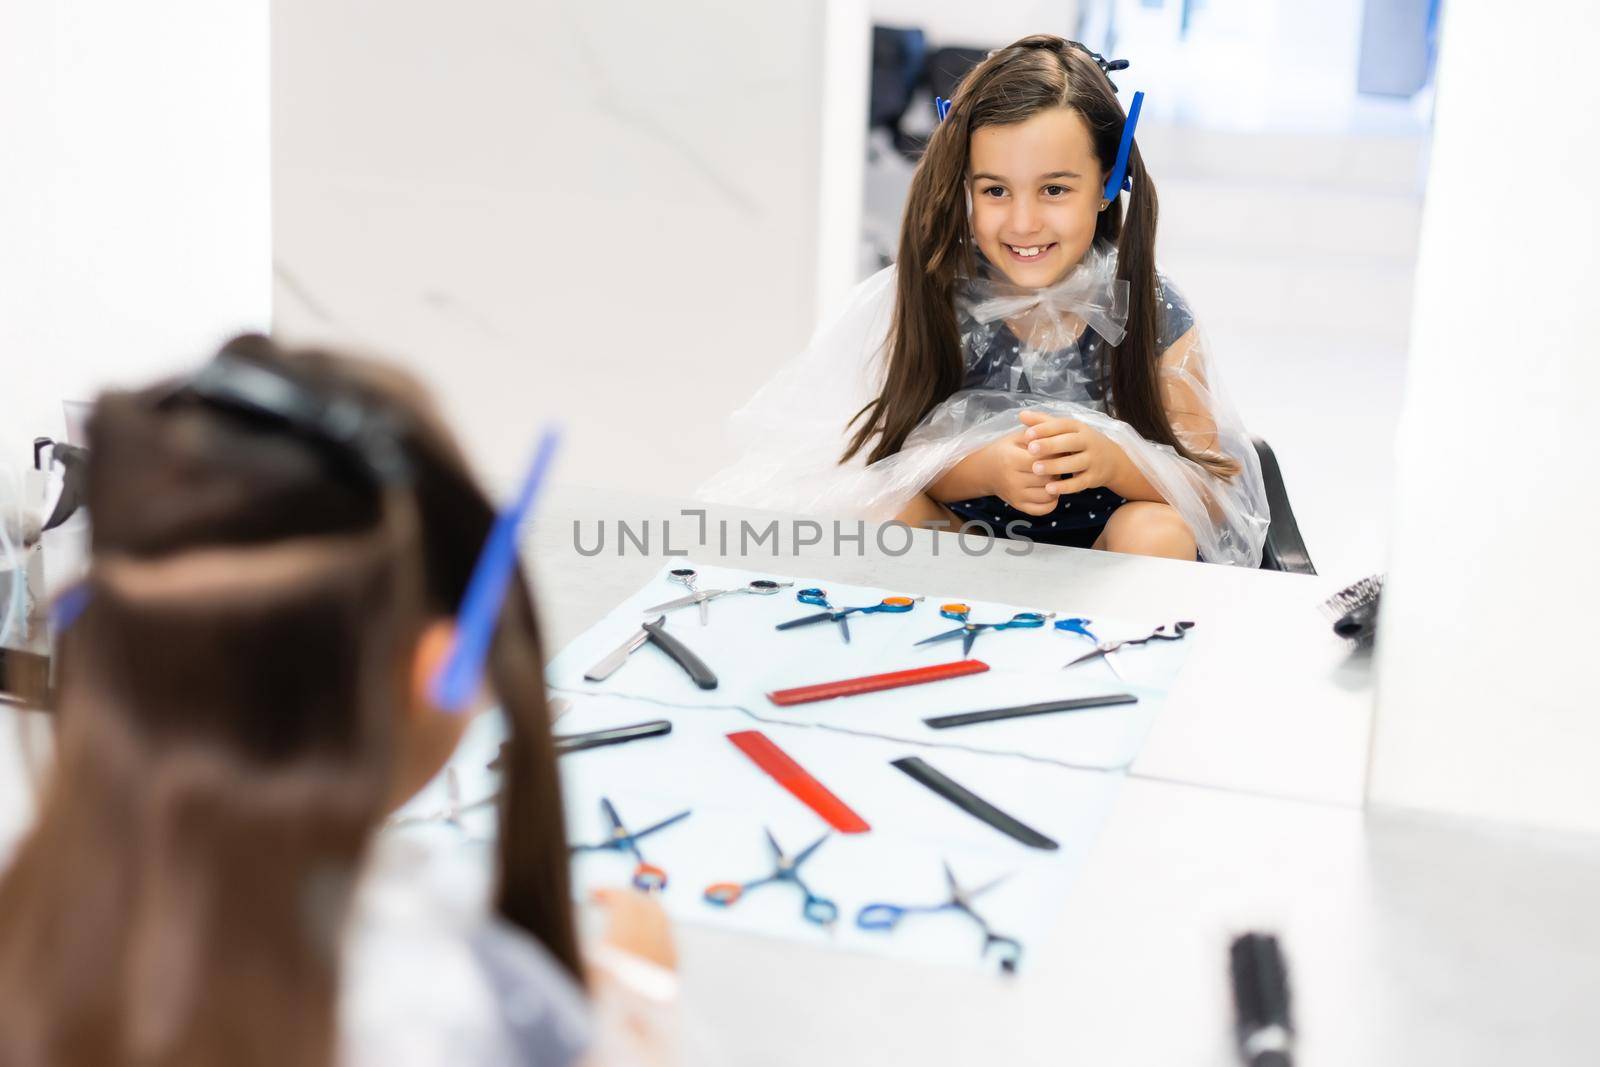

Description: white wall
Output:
[1368,2,1600,832]
[868,1,1081,46]
[817,0,871,320]
[272,0,857,498]
[0,2,271,461]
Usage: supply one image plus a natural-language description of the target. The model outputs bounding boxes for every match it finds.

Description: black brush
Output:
[1320,574,1382,649]
[1230,932,1294,1067]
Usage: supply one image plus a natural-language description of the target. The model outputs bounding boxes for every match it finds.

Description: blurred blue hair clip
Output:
[429,425,562,713]
[51,583,92,631]
[1102,90,1145,203]
[934,95,952,122]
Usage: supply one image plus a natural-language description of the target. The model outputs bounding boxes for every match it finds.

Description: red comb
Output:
[766,659,989,706]
[727,730,870,834]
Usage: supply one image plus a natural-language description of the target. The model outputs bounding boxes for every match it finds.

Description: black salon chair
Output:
[869,34,991,161]
[1252,437,1315,574]
[924,46,990,110]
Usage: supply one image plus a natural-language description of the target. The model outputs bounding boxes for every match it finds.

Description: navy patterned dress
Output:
[942,278,1196,548]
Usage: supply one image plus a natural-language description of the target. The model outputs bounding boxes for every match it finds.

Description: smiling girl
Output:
[702,35,1270,566]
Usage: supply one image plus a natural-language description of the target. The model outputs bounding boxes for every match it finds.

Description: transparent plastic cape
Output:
[696,246,1270,567]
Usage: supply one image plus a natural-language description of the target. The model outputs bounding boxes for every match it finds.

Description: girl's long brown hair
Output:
[844,34,1235,478]
[0,336,579,1066]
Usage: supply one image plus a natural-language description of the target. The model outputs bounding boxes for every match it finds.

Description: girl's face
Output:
[968,107,1106,287]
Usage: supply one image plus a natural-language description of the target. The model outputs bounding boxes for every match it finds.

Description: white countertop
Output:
[532,486,1600,1065]
[531,485,1375,806]
[4,484,1593,1065]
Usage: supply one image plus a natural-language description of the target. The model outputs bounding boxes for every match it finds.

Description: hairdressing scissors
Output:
[703,829,838,926]
[856,861,1023,973]
[385,766,496,838]
[775,588,923,644]
[568,797,691,892]
[1062,620,1195,671]
[643,568,794,625]
[914,603,1054,656]
[1054,617,1123,680]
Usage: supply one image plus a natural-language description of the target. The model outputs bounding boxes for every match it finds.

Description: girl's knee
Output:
[1102,503,1196,560]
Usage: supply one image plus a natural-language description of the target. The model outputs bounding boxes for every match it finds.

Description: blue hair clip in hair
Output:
[51,583,92,632]
[429,425,561,712]
[934,96,952,122]
[1102,90,1145,204]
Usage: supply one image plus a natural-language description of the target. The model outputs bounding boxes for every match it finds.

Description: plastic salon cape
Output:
[695,244,1270,567]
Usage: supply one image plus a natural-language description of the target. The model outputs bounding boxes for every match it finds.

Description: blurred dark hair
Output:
[0,335,578,1066]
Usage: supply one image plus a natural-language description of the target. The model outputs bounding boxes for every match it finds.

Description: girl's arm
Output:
[1155,327,1228,460]
[1100,326,1217,501]
[1020,327,1234,506]
[926,448,995,501]
[926,432,1058,515]
[1103,451,1164,501]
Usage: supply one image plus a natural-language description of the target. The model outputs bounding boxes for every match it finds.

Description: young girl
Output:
[701,35,1269,566]
[0,338,678,1066]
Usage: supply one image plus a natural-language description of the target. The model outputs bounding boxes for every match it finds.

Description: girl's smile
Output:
[1002,240,1059,264]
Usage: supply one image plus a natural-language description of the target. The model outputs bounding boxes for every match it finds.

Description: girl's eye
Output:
[980,186,1006,199]
[1043,184,1069,197]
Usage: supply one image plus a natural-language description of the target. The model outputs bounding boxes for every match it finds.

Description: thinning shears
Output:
[1054,616,1122,680]
[1062,620,1195,671]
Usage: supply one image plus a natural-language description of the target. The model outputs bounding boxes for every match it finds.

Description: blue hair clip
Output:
[429,425,561,712]
[1102,90,1145,203]
[934,96,952,122]
[51,583,92,631]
